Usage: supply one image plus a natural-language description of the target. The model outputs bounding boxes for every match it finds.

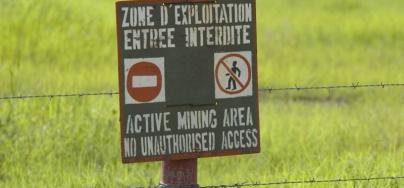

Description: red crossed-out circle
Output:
[215,53,252,95]
[127,62,162,102]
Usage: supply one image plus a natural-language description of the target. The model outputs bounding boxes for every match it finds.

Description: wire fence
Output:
[0,82,403,101]
[200,176,404,188]
[0,91,119,101]
[1,82,403,186]
[129,176,404,188]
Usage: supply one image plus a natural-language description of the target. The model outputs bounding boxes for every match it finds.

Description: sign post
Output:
[160,159,198,188]
[115,0,259,187]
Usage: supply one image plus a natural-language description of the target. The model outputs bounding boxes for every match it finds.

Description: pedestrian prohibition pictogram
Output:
[124,58,166,104]
[214,51,253,99]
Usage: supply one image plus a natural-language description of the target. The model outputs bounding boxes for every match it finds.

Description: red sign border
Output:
[116,0,260,164]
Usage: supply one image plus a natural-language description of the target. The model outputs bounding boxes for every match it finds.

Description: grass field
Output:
[1,0,403,187]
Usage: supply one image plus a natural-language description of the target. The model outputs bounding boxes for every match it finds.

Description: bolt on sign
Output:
[115,0,259,163]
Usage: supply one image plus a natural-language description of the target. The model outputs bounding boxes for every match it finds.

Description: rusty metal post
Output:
[159,159,199,188]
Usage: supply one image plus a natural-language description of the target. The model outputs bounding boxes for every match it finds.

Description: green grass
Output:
[1,0,403,187]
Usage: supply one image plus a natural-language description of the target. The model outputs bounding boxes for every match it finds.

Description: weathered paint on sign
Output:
[116,0,259,163]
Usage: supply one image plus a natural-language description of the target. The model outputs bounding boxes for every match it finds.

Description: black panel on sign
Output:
[165,48,215,106]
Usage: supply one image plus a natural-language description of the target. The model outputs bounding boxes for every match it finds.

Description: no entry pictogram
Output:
[215,52,252,96]
[124,58,165,104]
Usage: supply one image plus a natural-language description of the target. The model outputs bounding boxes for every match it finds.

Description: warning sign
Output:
[124,58,165,104]
[116,0,259,163]
[215,51,253,99]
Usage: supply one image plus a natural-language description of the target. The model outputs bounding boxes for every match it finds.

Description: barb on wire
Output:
[200,176,404,188]
[0,83,403,101]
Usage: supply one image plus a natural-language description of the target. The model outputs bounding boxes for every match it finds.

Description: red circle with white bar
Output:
[126,62,162,102]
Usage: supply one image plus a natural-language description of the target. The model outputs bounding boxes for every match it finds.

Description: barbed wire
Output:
[0,82,403,101]
[129,176,404,188]
[200,176,404,188]
[1,85,403,188]
[0,91,118,101]
[260,82,404,93]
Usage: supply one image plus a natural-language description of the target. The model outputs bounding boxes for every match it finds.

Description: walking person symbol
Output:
[226,61,241,90]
